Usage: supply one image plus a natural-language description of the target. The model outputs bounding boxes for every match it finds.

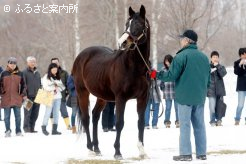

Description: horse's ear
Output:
[140,5,146,18]
[129,6,135,17]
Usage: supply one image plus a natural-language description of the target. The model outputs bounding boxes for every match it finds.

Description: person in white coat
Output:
[41,63,65,135]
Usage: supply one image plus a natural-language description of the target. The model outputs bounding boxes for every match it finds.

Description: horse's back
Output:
[72,46,116,100]
[79,46,115,68]
[78,46,114,59]
[73,46,114,74]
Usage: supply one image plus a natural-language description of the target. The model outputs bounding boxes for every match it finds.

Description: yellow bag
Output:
[34,89,54,107]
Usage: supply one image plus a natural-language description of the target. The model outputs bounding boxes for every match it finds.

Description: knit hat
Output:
[8,57,17,64]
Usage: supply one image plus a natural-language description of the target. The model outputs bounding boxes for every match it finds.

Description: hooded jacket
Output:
[0,66,26,108]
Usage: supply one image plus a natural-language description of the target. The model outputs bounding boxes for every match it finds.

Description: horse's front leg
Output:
[137,97,148,158]
[114,99,126,160]
[92,99,106,155]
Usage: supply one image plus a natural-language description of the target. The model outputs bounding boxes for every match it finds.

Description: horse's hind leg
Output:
[77,89,93,151]
[92,98,106,155]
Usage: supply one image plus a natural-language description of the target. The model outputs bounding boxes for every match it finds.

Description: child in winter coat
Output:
[160,55,179,128]
[207,51,227,126]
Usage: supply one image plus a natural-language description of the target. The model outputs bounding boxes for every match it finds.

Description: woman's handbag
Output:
[66,95,77,108]
[66,95,72,107]
[34,89,54,107]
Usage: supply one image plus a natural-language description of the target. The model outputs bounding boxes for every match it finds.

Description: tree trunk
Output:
[151,0,157,69]
[124,0,128,22]
[74,0,80,58]
[114,0,119,48]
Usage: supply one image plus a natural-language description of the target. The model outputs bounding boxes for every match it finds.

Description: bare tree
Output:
[157,0,236,59]
[151,0,165,69]
[74,0,80,58]
[0,0,243,69]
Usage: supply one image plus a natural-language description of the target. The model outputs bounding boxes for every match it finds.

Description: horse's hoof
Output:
[114,154,123,160]
[88,150,96,157]
[137,141,148,159]
[139,153,149,159]
[95,151,102,156]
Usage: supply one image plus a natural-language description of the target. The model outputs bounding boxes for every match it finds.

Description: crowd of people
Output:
[0,56,116,137]
[0,57,76,137]
[1,29,246,161]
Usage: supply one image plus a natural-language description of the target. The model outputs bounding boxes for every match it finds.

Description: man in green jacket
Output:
[152,29,210,161]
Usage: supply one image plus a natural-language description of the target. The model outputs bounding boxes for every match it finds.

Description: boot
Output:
[72,126,77,134]
[63,117,71,130]
[164,121,171,128]
[173,155,192,161]
[52,124,62,135]
[235,120,240,125]
[216,120,222,126]
[41,125,49,136]
[30,127,38,133]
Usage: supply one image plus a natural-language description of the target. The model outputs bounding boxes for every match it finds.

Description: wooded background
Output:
[0,0,245,74]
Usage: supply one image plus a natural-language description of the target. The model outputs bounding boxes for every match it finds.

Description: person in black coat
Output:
[207,51,227,126]
[234,48,246,125]
[22,56,41,133]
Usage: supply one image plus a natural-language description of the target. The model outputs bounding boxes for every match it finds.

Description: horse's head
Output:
[118,5,149,50]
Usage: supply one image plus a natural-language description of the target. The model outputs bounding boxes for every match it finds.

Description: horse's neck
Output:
[128,43,149,73]
[136,42,150,63]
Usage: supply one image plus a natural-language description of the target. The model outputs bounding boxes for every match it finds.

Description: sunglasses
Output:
[8,61,17,64]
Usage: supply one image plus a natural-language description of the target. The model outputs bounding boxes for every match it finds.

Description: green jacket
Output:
[157,44,210,105]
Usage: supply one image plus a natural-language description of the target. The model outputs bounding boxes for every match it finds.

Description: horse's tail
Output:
[77,105,83,134]
[71,55,79,76]
[76,99,90,134]
[71,54,90,134]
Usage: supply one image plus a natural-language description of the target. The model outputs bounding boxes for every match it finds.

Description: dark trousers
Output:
[23,97,40,131]
[102,102,115,129]
[0,108,2,120]
[51,101,69,118]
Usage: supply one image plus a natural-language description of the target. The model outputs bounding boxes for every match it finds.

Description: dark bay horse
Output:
[72,5,150,159]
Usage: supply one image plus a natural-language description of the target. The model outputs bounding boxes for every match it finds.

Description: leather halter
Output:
[123,19,149,49]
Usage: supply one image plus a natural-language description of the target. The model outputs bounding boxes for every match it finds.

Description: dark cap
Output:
[8,57,17,64]
[179,29,198,42]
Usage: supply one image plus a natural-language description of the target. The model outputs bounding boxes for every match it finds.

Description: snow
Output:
[0,67,246,164]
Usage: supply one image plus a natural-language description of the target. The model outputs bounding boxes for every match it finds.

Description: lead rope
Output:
[135,44,164,118]
[154,78,164,118]
[135,45,151,72]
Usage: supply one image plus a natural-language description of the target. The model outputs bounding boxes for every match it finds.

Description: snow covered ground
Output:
[0,67,246,164]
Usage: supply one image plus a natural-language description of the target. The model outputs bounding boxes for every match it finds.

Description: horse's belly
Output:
[86,85,115,101]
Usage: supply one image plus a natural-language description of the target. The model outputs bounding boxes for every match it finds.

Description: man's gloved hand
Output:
[149,69,157,79]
